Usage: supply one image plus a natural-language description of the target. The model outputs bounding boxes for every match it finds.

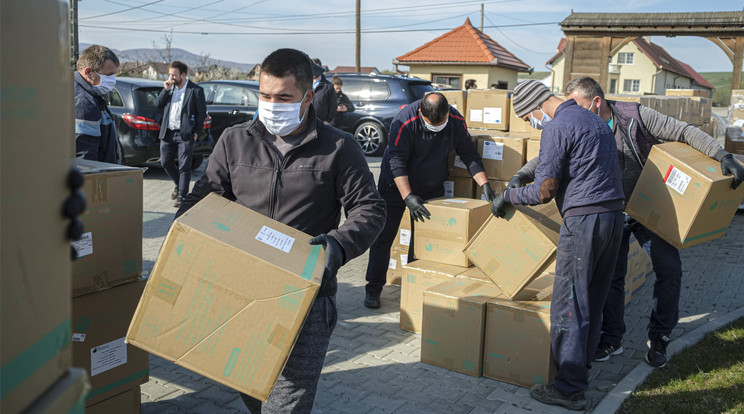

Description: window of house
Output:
[623,79,640,93]
[432,74,462,90]
[617,53,634,65]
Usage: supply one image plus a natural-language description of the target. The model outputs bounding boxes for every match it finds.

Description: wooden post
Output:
[599,36,611,93]
[562,36,576,93]
[732,37,743,91]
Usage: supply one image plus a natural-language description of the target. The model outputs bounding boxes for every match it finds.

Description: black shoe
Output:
[171,187,178,200]
[174,195,183,208]
[646,334,671,368]
[364,295,381,309]
[529,384,587,411]
[594,342,624,362]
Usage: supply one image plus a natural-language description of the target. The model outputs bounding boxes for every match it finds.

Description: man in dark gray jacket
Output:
[176,48,386,413]
[514,76,744,370]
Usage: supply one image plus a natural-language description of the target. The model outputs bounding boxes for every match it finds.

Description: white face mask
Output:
[95,73,116,95]
[423,115,448,133]
[258,91,309,136]
[529,108,552,130]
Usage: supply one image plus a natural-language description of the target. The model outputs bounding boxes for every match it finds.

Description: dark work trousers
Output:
[160,129,195,198]
[241,296,337,414]
[599,215,683,347]
[551,211,623,396]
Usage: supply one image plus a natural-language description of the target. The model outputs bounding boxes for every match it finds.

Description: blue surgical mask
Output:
[95,73,116,95]
[530,108,551,130]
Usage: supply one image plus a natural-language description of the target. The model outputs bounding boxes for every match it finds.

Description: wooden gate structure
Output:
[559,11,744,93]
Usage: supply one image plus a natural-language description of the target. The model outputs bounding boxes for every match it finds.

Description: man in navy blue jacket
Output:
[363,92,494,309]
[492,80,625,411]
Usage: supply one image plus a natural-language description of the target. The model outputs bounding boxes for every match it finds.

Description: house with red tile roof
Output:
[392,18,531,90]
[547,37,713,97]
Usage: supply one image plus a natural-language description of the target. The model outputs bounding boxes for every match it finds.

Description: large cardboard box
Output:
[126,193,325,401]
[483,299,555,388]
[477,136,527,180]
[725,127,744,155]
[624,236,653,307]
[72,159,143,297]
[421,278,504,377]
[86,386,141,414]
[626,142,744,249]
[465,202,561,298]
[508,96,531,133]
[1,1,75,412]
[73,279,149,407]
[23,368,89,414]
[400,260,468,332]
[386,247,410,286]
[439,90,467,113]
[526,139,541,161]
[444,176,475,198]
[391,209,412,252]
[413,198,491,266]
[474,179,508,201]
[466,90,510,130]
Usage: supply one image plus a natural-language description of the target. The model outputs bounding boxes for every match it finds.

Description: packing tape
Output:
[268,324,290,350]
[91,176,108,202]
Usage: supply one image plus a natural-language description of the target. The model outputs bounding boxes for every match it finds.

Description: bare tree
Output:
[151,30,173,63]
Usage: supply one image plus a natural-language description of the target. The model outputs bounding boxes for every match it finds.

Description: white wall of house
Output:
[549,54,565,93]
[407,64,519,90]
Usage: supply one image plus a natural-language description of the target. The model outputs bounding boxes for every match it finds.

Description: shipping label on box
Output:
[73,279,149,407]
[422,278,505,377]
[387,247,409,286]
[466,90,510,130]
[413,198,491,267]
[465,202,561,298]
[483,299,555,388]
[400,260,468,333]
[72,159,143,297]
[626,142,744,249]
[477,137,527,180]
[126,193,325,402]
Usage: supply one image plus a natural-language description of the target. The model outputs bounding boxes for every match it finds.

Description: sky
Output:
[78,0,744,74]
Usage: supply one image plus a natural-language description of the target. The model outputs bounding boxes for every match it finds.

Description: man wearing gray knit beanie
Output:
[492,79,625,411]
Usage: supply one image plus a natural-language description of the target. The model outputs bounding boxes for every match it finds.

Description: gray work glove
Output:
[404,194,431,222]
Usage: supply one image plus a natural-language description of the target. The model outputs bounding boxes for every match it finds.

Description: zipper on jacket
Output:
[268,155,289,220]
[619,118,644,167]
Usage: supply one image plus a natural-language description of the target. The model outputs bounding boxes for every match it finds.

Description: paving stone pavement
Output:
[138,158,744,413]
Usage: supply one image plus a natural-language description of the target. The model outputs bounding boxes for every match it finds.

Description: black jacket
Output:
[74,71,119,163]
[155,80,207,140]
[177,106,386,297]
[312,74,338,123]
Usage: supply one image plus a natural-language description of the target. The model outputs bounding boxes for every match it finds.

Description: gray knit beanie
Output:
[512,80,553,118]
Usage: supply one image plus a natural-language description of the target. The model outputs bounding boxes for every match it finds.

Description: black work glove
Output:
[404,194,431,222]
[63,167,87,260]
[491,191,509,218]
[721,154,744,189]
[481,183,496,202]
[309,234,345,281]
[507,174,524,189]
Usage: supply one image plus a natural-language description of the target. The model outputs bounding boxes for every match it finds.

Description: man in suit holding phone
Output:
[156,60,208,207]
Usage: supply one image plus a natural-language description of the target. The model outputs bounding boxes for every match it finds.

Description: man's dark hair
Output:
[565,76,605,100]
[331,75,343,86]
[465,79,477,89]
[261,49,313,92]
[77,45,119,72]
[420,93,449,124]
[312,58,322,66]
[169,60,188,75]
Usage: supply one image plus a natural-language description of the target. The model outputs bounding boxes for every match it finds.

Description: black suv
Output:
[199,80,260,141]
[330,74,434,156]
[106,77,213,169]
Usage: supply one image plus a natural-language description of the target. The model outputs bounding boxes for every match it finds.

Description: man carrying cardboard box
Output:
[363,92,494,309]
[492,80,625,411]
[176,48,386,413]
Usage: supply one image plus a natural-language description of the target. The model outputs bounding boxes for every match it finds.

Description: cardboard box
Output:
[73,279,149,406]
[476,136,527,180]
[465,202,561,298]
[624,236,652,306]
[392,209,412,252]
[466,90,510,130]
[725,127,744,155]
[72,159,143,297]
[413,198,491,266]
[23,368,89,414]
[508,96,531,133]
[444,176,474,198]
[1,1,75,411]
[457,266,490,282]
[626,142,744,249]
[421,278,504,377]
[85,386,141,414]
[126,193,325,402]
[474,180,508,201]
[400,260,468,332]
[483,299,555,388]
[526,139,541,161]
[665,89,709,97]
[386,247,410,286]
[439,90,467,114]
[530,127,542,140]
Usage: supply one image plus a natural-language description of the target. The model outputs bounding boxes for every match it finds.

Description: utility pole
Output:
[480,3,484,32]
[70,0,79,68]
[355,0,361,72]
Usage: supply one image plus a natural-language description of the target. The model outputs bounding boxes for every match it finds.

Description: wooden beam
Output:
[562,36,576,92]
[706,37,735,60]
[732,37,744,91]
[609,37,634,57]
[599,36,611,92]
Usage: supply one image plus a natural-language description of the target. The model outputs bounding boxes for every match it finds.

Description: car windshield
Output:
[407,83,435,100]
[133,87,163,111]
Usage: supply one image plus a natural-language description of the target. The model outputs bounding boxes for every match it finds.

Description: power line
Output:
[485,14,554,55]
[79,0,165,20]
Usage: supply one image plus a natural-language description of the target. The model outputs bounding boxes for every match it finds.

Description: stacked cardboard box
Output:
[725,127,744,156]
[386,211,412,286]
[466,90,511,130]
[731,90,744,127]
[624,236,654,307]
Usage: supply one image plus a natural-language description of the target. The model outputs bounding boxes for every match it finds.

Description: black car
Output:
[106,77,213,169]
[199,80,260,141]
[330,73,434,156]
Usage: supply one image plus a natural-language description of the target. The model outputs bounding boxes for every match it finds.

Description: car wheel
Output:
[354,122,386,156]
[190,154,204,170]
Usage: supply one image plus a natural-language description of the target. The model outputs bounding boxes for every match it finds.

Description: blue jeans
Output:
[551,211,623,396]
[600,215,683,347]
[160,129,194,198]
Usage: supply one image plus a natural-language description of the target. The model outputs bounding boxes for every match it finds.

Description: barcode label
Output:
[664,166,691,195]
